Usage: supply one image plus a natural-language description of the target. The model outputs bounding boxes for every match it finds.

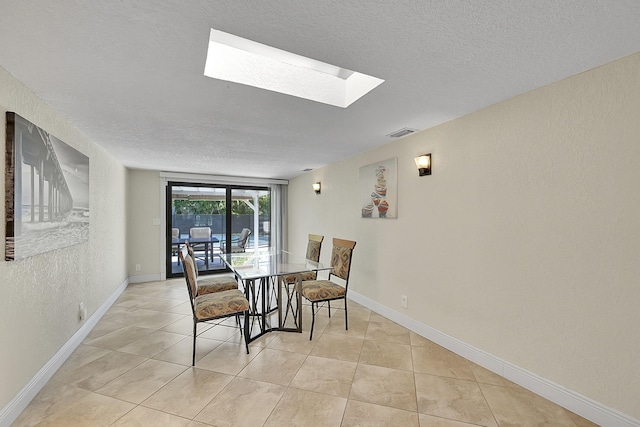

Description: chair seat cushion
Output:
[194,289,249,320]
[283,271,317,284]
[197,276,238,295]
[301,280,346,302]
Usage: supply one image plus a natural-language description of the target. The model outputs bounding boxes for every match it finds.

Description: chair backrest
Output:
[330,238,356,282]
[190,227,211,238]
[184,241,199,278]
[179,244,189,263]
[172,228,180,239]
[306,234,324,262]
[185,241,194,259]
[237,228,252,248]
[180,246,198,301]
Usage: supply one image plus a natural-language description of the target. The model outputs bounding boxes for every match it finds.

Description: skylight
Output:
[204,29,384,108]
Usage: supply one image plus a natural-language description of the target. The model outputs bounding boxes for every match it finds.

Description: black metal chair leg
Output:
[243,311,250,354]
[328,301,331,318]
[192,321,197,366]
[344,298,348,330]
[309,302,316,340]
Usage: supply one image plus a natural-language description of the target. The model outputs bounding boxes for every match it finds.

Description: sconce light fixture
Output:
[312,182,321,194]
[414,154,432,176]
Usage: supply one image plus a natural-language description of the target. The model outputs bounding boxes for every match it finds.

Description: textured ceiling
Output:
[1,1,640,180]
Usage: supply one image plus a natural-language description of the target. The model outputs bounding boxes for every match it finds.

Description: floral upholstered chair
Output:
[180,245,249,365]
[183,243,238,295]
[299,238,356,340]
[281,234,324,326]
[283,234,324,284]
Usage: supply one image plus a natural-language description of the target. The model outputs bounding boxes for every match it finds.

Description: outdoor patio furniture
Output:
[220,228,252,253]
[189,227,212,261]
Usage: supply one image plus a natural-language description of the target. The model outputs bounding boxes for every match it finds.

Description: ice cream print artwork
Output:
[359,158,397,219]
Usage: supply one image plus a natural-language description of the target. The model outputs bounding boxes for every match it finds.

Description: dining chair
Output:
[181,247,249,365]
[283,234,324,284]
[182,243,238,295]
[300,238,356,340]
[220,228,252,253]
[281,234,324,325]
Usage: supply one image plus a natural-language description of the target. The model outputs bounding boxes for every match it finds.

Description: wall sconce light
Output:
[414,154,432,176]
[312,182,321,194]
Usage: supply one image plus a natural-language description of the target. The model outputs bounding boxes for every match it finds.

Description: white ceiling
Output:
[1,1,640,180]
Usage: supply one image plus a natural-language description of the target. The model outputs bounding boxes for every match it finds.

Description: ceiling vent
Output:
[387,128,418,138]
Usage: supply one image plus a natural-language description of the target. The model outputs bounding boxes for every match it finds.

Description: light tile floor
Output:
[14,279,599,426]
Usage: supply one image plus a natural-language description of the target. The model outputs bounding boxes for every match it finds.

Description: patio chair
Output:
[172,228,180,265]
[180,245,249,365]
[299,238,356,340]
[220,228,252,253]
[189,226,212,264]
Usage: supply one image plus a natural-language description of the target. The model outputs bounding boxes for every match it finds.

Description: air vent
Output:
[303,168,313,172]
[387,128,418,138]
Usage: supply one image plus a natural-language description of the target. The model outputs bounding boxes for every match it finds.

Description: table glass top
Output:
[221,250,330,280]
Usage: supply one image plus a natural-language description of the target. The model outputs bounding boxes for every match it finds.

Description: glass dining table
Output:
[221,250,331,342]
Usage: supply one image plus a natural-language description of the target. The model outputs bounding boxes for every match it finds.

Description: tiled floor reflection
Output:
[14,279,599,426]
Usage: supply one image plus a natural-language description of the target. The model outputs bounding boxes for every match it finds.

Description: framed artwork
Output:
[5,112,90,261]
[359,157,397,219]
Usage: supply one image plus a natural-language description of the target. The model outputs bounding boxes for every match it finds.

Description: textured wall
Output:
[0,66,128,409]
[287,52,640,418]
[127,169,162,278]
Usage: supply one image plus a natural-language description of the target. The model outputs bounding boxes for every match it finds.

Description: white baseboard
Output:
[0,278,129,427]
[348,291,640,427]
[128,273,162,284]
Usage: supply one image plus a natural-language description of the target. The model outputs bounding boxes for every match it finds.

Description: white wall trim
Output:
[128,273,162,284]
[0,278,129,427]
[348,291,640,427]
[160,176,167,278]
[159,171,288,186]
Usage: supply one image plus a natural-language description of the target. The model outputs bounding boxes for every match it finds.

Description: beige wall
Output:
[127,169,163,279]
[0,66,128,409]
[288,52,640,418]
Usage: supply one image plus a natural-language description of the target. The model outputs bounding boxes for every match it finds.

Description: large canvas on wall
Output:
[5,112,90,261]
[359,157,397,219]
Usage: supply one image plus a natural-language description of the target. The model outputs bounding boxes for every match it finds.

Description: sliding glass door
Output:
[226,188,271,253]
[166,182,271,278]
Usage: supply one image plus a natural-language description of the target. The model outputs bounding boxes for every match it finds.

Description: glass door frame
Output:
[166,181,271,278]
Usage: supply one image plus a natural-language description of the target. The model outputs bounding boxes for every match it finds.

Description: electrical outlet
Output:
[135,264,141,271]
[401,295,408,308]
